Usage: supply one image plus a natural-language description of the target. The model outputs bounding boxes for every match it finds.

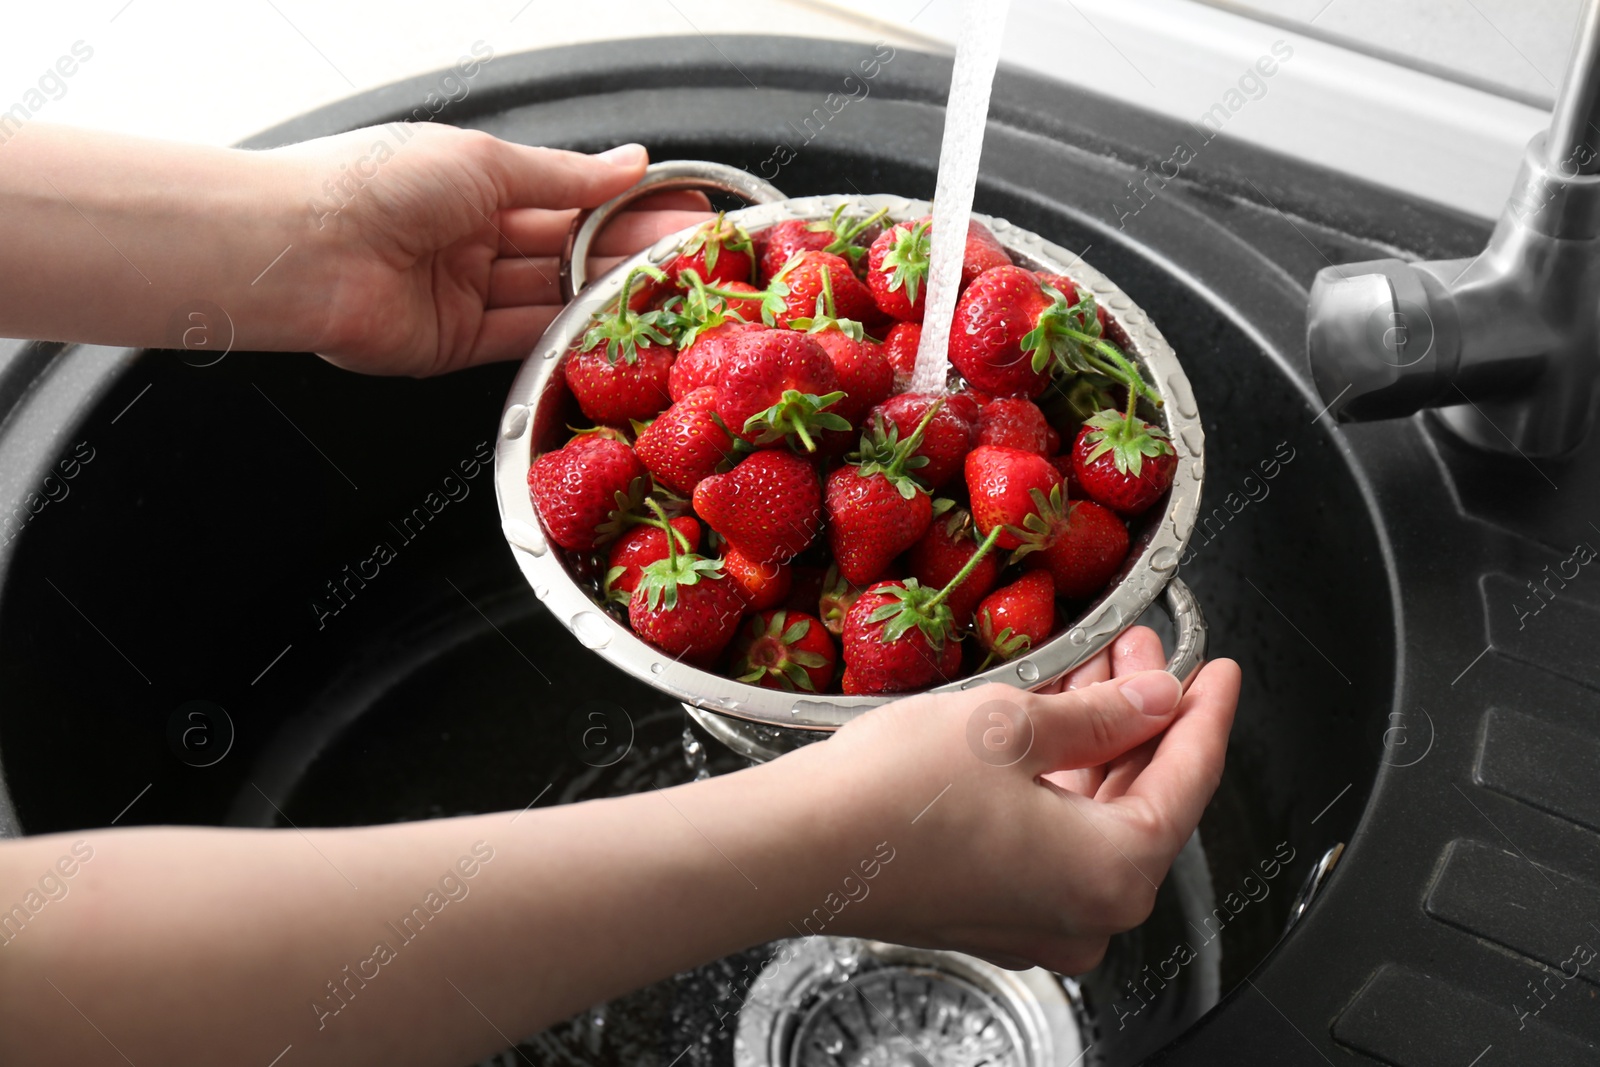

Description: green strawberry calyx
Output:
[580,264,672,365]
[848,398,942,499]
[733,610,829,692]
[1005,482,1071,563]
[787,269,867,342]
[1024,280,1161,407]
[819,564,860,637]
[876,219,932,306]
[634,500,726,612]
[977,610,1033,670]
[663,269,744,349]
[744,388,851,453]
[817,204,891,262]
[1081,407,1174,479]
[868,525,1004,647]
[591,474,652,548]
[677,213,753,278]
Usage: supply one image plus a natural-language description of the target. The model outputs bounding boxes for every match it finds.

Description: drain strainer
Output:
[735,938,1082,1067]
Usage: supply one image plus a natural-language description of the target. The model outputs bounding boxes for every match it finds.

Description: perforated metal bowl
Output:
[494,161,1206,759]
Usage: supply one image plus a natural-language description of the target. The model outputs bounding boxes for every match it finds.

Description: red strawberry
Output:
[1045,424,1062,455]
[1036,272,1111,333]
[869,392,975,491]
[715,328,849,452]
[628,513,745,666]
[766,250,878,327]
[948,266,1054,397]
[824,403,945,586]
[1023,499,1129,600]
[528,435,648,551]
[669,321,759,402]
[692,449,822,564]
[603,517,701,604]
[721,547,793,611]
[977,397,1051,454]
[945,388,991,425]
[975,570,1057,665]
[634,387,736,495]
[566,266,676,424]
[664,272,763,353]
[712,280,766,324]
[730,609,837,692]
[964,444,1067,551]
[866,216,1011,322]
[1071,409,1177,516]
[758,204,888,282]
[906,502,1001,627]
[884,321,921,391]
[664,214,754,288]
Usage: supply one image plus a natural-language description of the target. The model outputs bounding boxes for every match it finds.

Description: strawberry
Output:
[528,435,648,551]
[786,268,893,432]
[866,216,1011,322]
[1071,408,1177,516]
[663,271,762,352]
[906,502,1001,627]
[839,525,1000,694]
[944,388,990,425]
[975,570,1057,665]
[824,402,945,586]
[722,546,793,611]
[1023,499,1129,600]
[668,321,760,402]
[761,250,879,327]
[664,213,755,288]
[884,321,921,392]
[714,328,849,452]
[730,609,837,692]
[692,449,823,564]
[628,506,745,666]
[977,397,1051,454]
[758,203,888,283]
[868,392,974,491]
[566,266,676,424]
[634,387,736,495]
[603,517,701,605]
[1035,272,1111,333]
[948,266,1054,398]
[964,444,1067,551]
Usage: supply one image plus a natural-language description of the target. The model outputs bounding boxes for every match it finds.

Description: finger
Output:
[590,210,713,257]
[491,141,649,210]
[487,257,562,308]
[1111,626,1166,677]
[1120,658,1241,843]
[624,189,713,213]
[1023,669,1185,774]
[1095,736,1158,801]
[463,305,564,368]
[1045,646,1109,695]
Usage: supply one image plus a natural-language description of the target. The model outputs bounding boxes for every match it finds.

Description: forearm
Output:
[0,123,333,352]
[0,742,869,1066]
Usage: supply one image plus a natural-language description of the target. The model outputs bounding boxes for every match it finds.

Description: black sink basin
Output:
[8,34,1586,1067]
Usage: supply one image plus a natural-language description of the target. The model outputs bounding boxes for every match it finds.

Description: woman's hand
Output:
[273,124,710,376]
[807,628,1240,973]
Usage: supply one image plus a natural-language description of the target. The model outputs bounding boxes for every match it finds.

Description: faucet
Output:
[1306,0,1600,458]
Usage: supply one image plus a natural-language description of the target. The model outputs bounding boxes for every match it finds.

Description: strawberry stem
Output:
[645,498,678,568]
[924,525,1003,612]
[824,205,891,256]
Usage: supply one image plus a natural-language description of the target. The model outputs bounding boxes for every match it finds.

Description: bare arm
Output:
[0,632,1239,1066]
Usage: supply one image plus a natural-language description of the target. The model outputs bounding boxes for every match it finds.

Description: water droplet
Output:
[542,345,563,361]
[1107,292,1132,310]
[532,583,550,599]
[1067,626,1088,645]
[1179,425,1204,454]
[501,404,529,439]
[1149,545,1179,574]
[650,662,665,675]
[1165,374,1200,419]
[502,519,547,556]
[989,216,1011,231]
[960,677,985,689]
[1015,660,1040,683]
[571,611,612,649]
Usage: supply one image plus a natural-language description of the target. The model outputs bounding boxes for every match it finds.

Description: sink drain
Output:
[734,938,1082,1067]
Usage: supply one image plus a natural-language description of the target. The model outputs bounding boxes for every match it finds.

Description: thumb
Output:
[490,140,649,210]
[1023,670,1184,774]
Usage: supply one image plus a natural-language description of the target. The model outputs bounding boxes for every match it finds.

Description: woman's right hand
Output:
[809,627,1240,974]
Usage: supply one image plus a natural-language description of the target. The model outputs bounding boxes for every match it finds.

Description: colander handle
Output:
[561,160,789,301]
[1163,577,1207,689]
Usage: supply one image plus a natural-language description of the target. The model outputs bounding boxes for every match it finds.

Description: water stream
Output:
[910,0,1013,394]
